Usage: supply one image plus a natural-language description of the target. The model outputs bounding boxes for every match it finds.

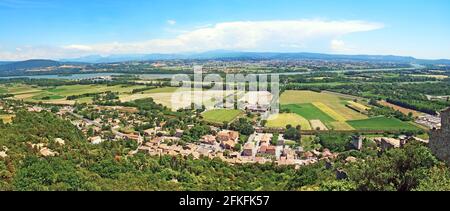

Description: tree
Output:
[230,118,254,136]
[320,180,357,191]
[51,107,60,113]
[261,120,267,127]
[271,133,279,146]
[287,163,333,190]
[318,133,351,152]
[284,127,298,140]
[234,144,242,152]
[346,142,439,191]
[87,128,95,137]
[415,166,450,191]
[222,121,229,129]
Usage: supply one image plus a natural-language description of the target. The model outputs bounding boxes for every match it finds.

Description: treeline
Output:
[131,86,157,94]
[67,92,102,100]
[322,82,450,114]
[386,98,439,115]
[369,100,414,121]
[283,81,450,115]
[0,78,171,87]
[0,94,14,99]
[280,70,441,85]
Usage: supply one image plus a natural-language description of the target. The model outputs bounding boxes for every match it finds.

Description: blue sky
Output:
[0,0,449,60]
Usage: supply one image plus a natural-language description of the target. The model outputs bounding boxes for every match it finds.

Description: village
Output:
[0,98,431,168]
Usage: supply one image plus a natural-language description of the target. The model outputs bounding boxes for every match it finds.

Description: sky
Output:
[0,0,449,60]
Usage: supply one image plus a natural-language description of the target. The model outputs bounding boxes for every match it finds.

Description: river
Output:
[0,67,418,80]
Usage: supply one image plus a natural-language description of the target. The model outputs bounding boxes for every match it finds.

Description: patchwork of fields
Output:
[277,90,365,130]
[276,90,422,131]
[0,84,424,132]
[0,84,182,106]
[0,84,150,105]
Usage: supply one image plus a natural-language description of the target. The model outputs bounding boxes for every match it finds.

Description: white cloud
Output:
[0,19,384,60]
[167,20,177,25]
[63,44,93,51]
[331,39,351,52]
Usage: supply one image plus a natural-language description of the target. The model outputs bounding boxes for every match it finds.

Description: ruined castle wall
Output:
[442,111,450,133]
[430,129,450,164]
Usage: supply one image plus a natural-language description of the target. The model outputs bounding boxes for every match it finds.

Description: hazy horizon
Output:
[1,0,449,60]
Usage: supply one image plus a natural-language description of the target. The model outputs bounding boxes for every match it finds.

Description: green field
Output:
[119,87,187,104]
[347,117,420,131]
[202,109,243,123]
[279,90,422,132]
[0,87,7,94]
[2,83,203,107]
[4,84,42,95]
[267,113,312,130]
[282,104,335,123]
[46,84,146,97]
[279,90,365,130]
[280,90,367,120]
[3,84,148,105]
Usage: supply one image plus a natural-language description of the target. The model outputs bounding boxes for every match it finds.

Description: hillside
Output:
[0,60,87,76]
[0,60,61,71]
[0,62,13,66]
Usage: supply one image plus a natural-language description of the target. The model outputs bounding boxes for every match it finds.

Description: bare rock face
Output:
[54,138,65,146]
[0,146,8,158]
[429,108,450,164]
[0,151,7,158]
[40,147,58,157]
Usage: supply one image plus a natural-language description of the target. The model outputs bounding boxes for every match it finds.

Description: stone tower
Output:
[429,108,450,164]
[441,108,450,133]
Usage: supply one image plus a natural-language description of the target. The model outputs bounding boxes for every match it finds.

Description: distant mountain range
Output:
[1,52,449,75]
[60,51,450,64]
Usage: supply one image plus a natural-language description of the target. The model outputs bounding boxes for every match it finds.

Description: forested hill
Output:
[0,62,12,66]
[0,60,87,76]
[0,60,62,71]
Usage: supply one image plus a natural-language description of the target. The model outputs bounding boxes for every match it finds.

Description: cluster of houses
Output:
[2,98,436,169]
[372,135,428,151]
[416,114,441,129]
[132,126,341,167]
[0,100,342,167]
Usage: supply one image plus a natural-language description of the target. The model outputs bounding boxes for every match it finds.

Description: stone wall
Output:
[429,108,450,164]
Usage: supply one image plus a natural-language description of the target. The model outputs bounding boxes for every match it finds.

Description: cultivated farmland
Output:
[202,109,243,123]
[280,90,367,120]
[6,84,148,105]
[348,116,421,131]
[310,120,328,130]
[266,113,312,130]
[279,90,371,130]
[312,102,347,122]
[282,104,335,123]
